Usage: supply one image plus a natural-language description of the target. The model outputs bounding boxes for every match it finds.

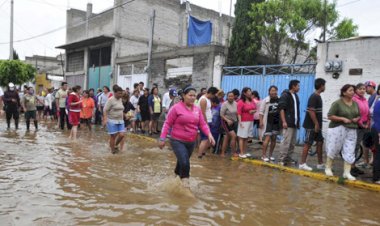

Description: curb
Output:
[126,133,380,192]
[232,157,380,193]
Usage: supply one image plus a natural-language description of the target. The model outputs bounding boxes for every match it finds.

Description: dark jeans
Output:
[371,128,380,182]
[59,108,72,130]
[95,108,102,125]
[170,139,196,179]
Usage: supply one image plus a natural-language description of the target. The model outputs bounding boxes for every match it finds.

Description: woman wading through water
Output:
[159,86,215,189]
[103,85,126,154]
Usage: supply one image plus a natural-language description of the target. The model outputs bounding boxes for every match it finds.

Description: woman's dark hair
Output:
[356,83,365,90]
[89,88,94,92]
[183,85,196,95]
[251,90,260,100]
[232,89,240,97]
[83,90,90,95]
[72,85,81,93]
[144,88,150,94]
[113,84,123,93]
[211,96,220,105]
[240,87,252,102]
[268,85,278,93]
[340,84,355,97]
[151,87,158,95]
[103,86,110,92]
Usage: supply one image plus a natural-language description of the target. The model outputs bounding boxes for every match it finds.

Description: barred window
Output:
[67,51,84,72]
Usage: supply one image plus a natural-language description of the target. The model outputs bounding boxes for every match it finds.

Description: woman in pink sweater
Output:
[159,86,215,188]
[352,83,371,173]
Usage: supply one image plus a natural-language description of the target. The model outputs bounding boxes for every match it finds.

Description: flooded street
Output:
[1,120,380,225]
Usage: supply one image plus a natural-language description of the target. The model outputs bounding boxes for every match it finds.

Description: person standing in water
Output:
[159,86,215,189]
[80,90,95,131]
[103,85,126,154]
[68,86,82,140]
[21,87,39,131]
[3,83,20,130]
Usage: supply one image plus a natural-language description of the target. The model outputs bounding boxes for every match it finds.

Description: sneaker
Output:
[269,157,275,161]
[246,153,252,157]
[316,164,325,170]
[278,161,285,166]
[261,157,269,162]
[299,163,313,171]
[375,180,380,184]
[239,154,247,159]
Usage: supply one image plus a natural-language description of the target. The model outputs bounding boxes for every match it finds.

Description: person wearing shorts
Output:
[22,87,39,131]
[237,87,256,158]
[259,86,280,162]
[68,86,82,141]
[220,91,238,157]
[299,78,326,171]
[103,85,126,154]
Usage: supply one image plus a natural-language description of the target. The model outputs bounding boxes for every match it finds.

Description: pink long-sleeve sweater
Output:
[352,94,370,127]
[160,101,210,142]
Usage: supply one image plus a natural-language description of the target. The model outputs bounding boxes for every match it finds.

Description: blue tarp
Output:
[187,15,212,47]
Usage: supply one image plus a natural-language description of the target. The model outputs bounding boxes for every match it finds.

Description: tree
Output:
[330,18,359,40]
[0,60,36,87]
[248,0,339,64]
[13,49,19,60]
[227,0,264,66]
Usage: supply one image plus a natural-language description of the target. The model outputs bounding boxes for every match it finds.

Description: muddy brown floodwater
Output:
[1,120,380,226]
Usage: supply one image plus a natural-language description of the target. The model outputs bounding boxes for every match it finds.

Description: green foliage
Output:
[331,18,359,40]
[0,60,36,86]
[227,0,264,66]
[13,49,19,60]
[248,0,339,64]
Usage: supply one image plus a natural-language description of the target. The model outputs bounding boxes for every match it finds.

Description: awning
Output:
[56,35,114,50]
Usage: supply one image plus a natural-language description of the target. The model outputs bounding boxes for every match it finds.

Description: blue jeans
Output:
[170,139,196,179]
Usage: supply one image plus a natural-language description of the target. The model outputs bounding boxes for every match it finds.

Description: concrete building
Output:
[316,36,380,121]
[24,55,65,92]
[57,0,232,92]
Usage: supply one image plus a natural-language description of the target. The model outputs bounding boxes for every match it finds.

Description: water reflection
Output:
[0,120,380,225]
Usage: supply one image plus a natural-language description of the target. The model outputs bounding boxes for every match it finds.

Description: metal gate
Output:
[221,64,316,144]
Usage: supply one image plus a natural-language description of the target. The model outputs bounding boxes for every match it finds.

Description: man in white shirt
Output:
[162,87,175,119]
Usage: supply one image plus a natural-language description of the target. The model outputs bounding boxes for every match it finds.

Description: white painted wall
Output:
[316,37,380,129]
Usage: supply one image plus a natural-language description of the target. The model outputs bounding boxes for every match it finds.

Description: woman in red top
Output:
[237,87,256,158]
[68,85,82,141]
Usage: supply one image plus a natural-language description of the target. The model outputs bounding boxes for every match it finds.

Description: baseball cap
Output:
[8,82,15,88]
[169,89,178,97]
[365,81,376,88]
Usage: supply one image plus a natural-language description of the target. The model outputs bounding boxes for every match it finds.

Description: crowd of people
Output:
[0,78,380,188]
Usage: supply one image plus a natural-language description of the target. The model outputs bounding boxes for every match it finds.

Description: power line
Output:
[0,0,8,9]
[337,0,362,8]
[0,0,136,45]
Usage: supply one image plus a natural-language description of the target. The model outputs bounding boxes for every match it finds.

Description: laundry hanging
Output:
[187,15,212,47]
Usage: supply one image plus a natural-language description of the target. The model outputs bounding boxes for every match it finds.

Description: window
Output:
[89,46,111,67]
[67,51,84,72]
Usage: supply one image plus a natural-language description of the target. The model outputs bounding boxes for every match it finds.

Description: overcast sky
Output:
[0,0,379,60]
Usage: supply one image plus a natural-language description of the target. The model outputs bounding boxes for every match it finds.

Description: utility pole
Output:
[323,0,327,42]
[146,9,155,86]
[9,0,14,60]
